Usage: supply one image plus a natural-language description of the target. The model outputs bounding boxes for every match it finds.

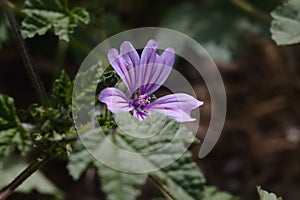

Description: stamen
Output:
[138,94,150,106]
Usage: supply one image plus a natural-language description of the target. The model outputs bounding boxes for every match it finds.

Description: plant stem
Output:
[230,0,271,23]
[0,153,55,200]
[148,174,178,200]
[1,0,50,107]
[0,135,77,200]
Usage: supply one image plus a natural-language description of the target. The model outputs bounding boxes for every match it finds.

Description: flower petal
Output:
[157,47,175,68]
[139,40,175,94]
[107,41,140,94]
[141,39,159,66]
[99,88,133,113]
[145,93,203,122]
[133,110,148,121]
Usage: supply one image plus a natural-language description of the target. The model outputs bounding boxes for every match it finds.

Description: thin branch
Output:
[230,0,272,23]
[0,134,77,200]
[1,0,50,106]
[148,174,178,200]
[0,133,79,199]
[0,153,55,200]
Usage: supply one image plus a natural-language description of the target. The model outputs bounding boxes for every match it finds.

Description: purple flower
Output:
[99,39,203,122]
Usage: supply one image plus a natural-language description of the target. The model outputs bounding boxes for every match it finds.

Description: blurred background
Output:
[1,0,300,199]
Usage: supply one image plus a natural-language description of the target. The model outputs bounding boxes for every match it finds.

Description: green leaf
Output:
[0,157,63,199]
[21,0,90,41]
[67,129,146,200]
[68,148,146,200]
[24,104,74,148]
[257,186,283,200]
[72,61,106,126]
[69,112,204,200]
[161,1,267,62]
[67,128,104,180]
[153,151,205,200]
[96,163,146,200]
[72,7,90,24]
[203,186,239,200]
[113,113,205,200]
[52,70,73,109]
[0,95,31,162]
[0,95,19,128]
[270,0,300,45]
[67,147,93,180]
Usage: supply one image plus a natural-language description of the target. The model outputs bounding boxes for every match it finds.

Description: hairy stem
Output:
[148,174,178,200]
[0,153,55,200]
[1,0,50,106]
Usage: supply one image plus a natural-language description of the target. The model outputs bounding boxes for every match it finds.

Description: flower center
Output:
[137,94,150,106]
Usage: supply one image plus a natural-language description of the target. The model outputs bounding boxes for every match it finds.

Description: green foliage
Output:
[98,69,119,93]
[203,186,239,200]
[68,112,205,200]
[72,61,118,126]
[73,62,104,107]
[21,0,90,41]
[18,70,77,150]
[270,0,300,45]
[153,151,205,200]
[52,70,73,109]
[97,163,146,200]
[2,0,290,198]
[67,148,92,180]
[0,95,19,129]
[0,157,63,199]
[26,105,72,135]
[162,1,267,62]
[257,186,283,200]
[68,141,146,200]
[0,95,31,162]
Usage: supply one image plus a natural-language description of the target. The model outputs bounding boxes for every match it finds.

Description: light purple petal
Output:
[107,41,140,95]
[157,47,175,69]
[141,39,159,67]
[99,88,133,113]
[142,48,175,94]
[139,40,175,94]
[145,93,203,122]
[133,110,148,121]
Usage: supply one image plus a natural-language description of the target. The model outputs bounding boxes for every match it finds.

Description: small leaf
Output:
[0,95,19,128]
[270,0,300,45]
[24,104,74,147]
[21,0,90,41]
[257,186,283,200]
[72,7,90,24]
[52,70,73,109]
[0,95,31,162]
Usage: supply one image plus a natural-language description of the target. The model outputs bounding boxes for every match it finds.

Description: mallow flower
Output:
[99,39,203,122]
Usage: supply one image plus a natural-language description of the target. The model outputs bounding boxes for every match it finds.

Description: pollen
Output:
[138,94,150,106]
